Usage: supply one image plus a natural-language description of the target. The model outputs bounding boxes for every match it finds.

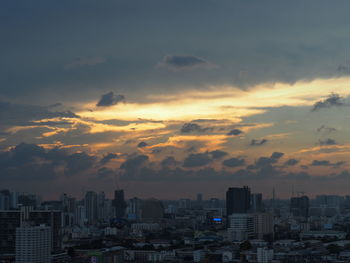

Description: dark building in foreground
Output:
[114,190,127,218]
[290,196,309,218]
[0,209,61,254]
[226,186,251,216]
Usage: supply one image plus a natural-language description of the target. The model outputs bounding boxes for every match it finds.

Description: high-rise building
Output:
[178,199,191,209]
[113,190,126,218]
[226,186,251,216]
[15,224,51,263]
[75,204,86,227]
[315,195,344,207]
[84,191,98,225]
[290,196,309,218]
[251,193,263,212]
[0,190,11,210]
[227,213,254,241]
[140,199,164,222]
[209,198,221,209]
[253,212,274,239]
[127,197,142,221]
[61,194,76,227]
[196,193,203,208]
[97,191,107,222]
[0,209,61,254]
[10,192,19,209]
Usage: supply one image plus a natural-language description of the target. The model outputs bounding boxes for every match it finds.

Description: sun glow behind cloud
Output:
[77,77,350,122]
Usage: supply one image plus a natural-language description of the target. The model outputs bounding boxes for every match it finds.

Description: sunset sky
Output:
[2,0,350,199]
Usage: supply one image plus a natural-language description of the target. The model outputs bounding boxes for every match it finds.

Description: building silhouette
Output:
[114,190,127,218]
[290,195,309,218]
[226,186,251,216]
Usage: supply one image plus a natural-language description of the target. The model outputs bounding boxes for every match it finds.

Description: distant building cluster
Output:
[2,187,350,262]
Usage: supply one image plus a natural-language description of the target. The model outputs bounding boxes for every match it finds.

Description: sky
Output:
[2,0,350,200]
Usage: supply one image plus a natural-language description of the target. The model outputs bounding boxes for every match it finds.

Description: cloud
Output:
[183,153,212,168]
[248,153,284,170]
[180,123,210,133]
[158,55,216,70]
[137,141,148,148]
[161,156,179,167]
[65,152,96,176]
[97,167,115,178]
[227,129,243,136]
[319,138,337,146]
[0,143,98,182]
[250,139,268,146]
[222,158,245,167]
[311,160,346,168]
[65,56,106,69]
[210,150,228,159]
[0,101,78,127]
[270,152,284,160]
[151,148,163,154]
[96,92,125,107]
[317,125,337,134]
[284,159,299,166]
[311,93,347,111]
[100,153,119,165]
[120,155,149,174]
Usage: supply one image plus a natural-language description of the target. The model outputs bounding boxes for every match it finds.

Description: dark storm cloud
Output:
[96,92,125,107]
[0,101,78,126]
[100,153,119,165]
[284,159,299,166]
[250,139,268,146]
[180,123,211,133]
[183,153,212,168]
[311,93,348,111]
[120,155,149,174]
[0,143,97,182]
[311,160,346,168]
[65,152,96,176]
[158,55,215,70]
[319,138,337,145]
[223,158,245,167]
[137,141,148,148]
[209,150,228,159]
[249,153,284,170]
[317,125,337,134]
[227,129,243,136]
[97,167,115,178]
[255,157,276,167]
[161,156,179,167]
[270,152,284,160]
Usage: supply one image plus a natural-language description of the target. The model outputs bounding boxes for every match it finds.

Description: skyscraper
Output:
[251,193,263,212]
[84,191,98,225]
[226,186,251,216]
[290,196,309,218]
[114,190,126,218]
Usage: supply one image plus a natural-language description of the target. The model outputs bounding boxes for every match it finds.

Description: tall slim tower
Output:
[114,190,127,218]
[84,191,98,225]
